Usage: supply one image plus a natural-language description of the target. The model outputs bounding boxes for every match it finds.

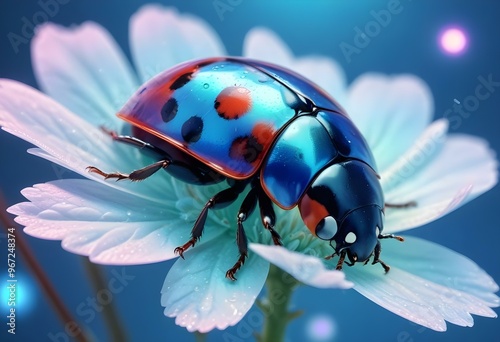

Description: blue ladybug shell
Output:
[118,57,376,209]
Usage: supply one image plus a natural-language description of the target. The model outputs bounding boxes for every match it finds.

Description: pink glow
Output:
[440,27,468,55]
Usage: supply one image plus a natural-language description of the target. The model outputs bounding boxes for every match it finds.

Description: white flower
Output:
[0,4,497,333]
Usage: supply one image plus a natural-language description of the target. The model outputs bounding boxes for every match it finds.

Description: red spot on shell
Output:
[251,122,275,149]
[215,86,252,119]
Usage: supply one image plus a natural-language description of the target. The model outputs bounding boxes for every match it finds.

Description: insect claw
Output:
[174,247,185,259]
[225,270,237,281]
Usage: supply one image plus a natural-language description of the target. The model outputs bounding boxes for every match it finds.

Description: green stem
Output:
[257,265,302,342]
[194,331,207,342]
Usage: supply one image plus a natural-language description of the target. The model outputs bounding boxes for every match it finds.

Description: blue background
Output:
[0,0,499,341]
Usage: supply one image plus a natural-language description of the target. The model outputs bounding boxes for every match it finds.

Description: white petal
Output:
[384,134,498,233]
[243,28,347,104]
[346,74,433,171]
[249,244,353,289]
[381,119,448,192]
[32,22,138,128]
[383,236,499,306]
[8,179,225,265]
[161,238,268,333]
[130,5,226,83]
[0,79,174,201]
[344,237,498,331]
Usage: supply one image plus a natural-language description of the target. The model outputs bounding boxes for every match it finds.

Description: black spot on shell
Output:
[181,116,203,143]
[246,135,263,162]
[170,72,193,90]
[161,98,178,123]
[229,135,263,163]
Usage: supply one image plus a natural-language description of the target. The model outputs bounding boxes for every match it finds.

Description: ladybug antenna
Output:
[324,251,337,260]
[378,233,405,242]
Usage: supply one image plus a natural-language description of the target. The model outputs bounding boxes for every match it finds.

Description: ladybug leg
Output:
[335,250,347,271]
[226,187,258,281]
[100,127,165,156]
[372,240,390,273]
[87,160,170,181]
[257,187,282,246]
[88,128,171,181]
[385,201,417,209]
[174,182,247,259]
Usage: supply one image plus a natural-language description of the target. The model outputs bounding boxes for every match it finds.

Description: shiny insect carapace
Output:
[88,57,413,280]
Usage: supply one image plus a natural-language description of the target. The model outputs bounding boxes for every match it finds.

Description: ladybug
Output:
[88,57,412,280]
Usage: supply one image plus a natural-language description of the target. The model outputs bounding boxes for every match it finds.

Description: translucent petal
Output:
[243,28,347,104]
[345,237,498,331]
[8,179,225,265]
[384,134,498,233]
[32,22,138,129]
[381,119,448,192]
[249,244,353,289]
[383,236,499,306]
[0,79,174,201]
[346,74,433,171]
[161,238,269,333]
[130,4,226,83]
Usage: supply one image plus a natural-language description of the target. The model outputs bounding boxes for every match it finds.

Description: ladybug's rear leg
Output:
[100,127,165,156]
[174,182,247,259]
[87,160,170,181]
[88,128,171,181]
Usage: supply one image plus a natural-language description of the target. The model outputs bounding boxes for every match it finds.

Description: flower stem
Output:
[83,259,129,341]
[257,265,302,342]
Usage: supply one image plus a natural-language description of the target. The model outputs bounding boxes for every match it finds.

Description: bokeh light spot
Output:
[1,277,36,316]
[306,314,337,341]
[440,27,468,55]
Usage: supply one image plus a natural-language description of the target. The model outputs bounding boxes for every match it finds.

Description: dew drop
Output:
[203,83,209,89]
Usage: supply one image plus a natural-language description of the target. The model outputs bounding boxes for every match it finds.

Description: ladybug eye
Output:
[315,216,338,240]
[345,232,357,244]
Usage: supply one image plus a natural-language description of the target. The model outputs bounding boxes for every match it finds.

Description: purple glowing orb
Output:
[306,314,337,341]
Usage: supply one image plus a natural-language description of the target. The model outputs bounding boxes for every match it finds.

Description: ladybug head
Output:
[330,205,383,264]
[298,162,384,267]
